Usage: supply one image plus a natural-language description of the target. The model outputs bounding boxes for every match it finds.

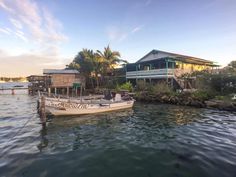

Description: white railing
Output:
[126,69,175,79]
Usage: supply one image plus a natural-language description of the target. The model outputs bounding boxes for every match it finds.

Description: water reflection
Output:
[37,127,48,152]
[49,109,134,127]
[37,109,134,152]
[1,95,236,177]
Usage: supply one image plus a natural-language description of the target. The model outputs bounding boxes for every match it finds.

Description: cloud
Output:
[107,25,144,42]
[0,0,67,45]
[9,18,23,29]
[0,0,13,12]
[0,0,69,76]
[107,26,128,42]
[0,48,71,77]
[14,30,28,42]
[0,48,9,56]
[131,25,143,34]
[0,27,11,35]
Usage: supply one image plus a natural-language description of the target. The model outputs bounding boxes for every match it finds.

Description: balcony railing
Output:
[126,69,175,79]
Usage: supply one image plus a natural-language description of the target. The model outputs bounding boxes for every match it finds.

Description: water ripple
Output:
[0,97,236,177]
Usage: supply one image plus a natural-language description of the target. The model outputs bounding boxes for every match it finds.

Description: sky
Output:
[0,0,236,77]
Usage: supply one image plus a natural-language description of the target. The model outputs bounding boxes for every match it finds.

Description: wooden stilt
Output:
[80,86,82,102]
[11,89,15,95]
[67,87,69,97]
[48,87,51,96]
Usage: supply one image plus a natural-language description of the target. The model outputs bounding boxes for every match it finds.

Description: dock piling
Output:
[11,89,15,95]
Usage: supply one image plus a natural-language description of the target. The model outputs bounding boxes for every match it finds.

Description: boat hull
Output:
[45,100,134,116]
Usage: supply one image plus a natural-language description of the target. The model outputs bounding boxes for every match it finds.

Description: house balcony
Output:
[126,69,175,79]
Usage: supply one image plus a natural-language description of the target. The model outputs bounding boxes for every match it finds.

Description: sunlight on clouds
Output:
[0,0,68,46]
[0,0,69,76]
[0,48,71,77]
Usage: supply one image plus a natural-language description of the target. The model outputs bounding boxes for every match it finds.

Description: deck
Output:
[126,69,175,79]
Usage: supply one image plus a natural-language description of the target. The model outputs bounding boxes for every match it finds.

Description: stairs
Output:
[174,77,194,90]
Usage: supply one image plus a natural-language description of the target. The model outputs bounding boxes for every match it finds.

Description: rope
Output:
[5,101,39,146]
[10,116,35,142]
[1,103,41,160]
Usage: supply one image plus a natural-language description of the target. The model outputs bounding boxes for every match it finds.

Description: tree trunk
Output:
[89,77,94,89]
[95,73,99,88]
[96,77,99,88]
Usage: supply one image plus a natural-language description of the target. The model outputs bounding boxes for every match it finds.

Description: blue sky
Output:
[0,0,236,76]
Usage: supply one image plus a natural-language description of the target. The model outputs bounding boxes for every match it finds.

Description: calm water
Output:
[0,94,236,177]
[0,82,29,95]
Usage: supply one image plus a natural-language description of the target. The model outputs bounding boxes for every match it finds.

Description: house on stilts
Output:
[126,50,219,89]
[43,69,85,96]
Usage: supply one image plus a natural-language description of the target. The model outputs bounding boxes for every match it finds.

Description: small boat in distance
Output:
[38,91,135,116]
[13,85,24,88]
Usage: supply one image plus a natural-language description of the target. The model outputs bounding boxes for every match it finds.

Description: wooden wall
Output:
[50,74,83,87]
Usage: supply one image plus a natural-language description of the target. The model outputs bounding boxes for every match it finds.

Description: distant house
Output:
[126,50,219,88]
[43,69,85,96]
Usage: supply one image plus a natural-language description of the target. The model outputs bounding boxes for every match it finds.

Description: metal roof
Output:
[43,69,79,74]
[136,50,218,66]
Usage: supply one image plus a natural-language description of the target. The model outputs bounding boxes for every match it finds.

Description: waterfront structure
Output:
[27,75,50,95]
[126,50,218,88]
[43,69,85,96]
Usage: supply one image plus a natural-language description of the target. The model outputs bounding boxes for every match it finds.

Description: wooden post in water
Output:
[40,96,46,128]
[11,89,15,95]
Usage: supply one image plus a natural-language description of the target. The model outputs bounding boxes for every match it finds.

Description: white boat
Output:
[39,93,135,116]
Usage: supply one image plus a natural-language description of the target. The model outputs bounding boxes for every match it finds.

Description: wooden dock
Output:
[0,87,28,90]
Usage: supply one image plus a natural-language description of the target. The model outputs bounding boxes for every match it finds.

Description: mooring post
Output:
[11,89,15,95]
[40,96,46,128]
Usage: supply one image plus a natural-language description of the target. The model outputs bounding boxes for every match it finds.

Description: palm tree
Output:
[84,49,103,87]
[69,46,126,88]
[68,49,103,87]
[96,45,127,76]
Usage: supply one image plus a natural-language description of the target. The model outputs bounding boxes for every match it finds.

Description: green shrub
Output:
[116,82,133,92]
[151,82,174,95]
[215,95,225,100]
[136,80,147,91]
[191,90,215,101]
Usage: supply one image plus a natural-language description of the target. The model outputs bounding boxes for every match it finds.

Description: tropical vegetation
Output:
[68,45,127,88]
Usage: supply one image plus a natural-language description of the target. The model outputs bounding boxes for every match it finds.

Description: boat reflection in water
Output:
[37,109,134,152]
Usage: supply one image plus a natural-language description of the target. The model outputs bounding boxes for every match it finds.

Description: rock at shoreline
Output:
[134,91,236,112]
[205,100,236,111]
